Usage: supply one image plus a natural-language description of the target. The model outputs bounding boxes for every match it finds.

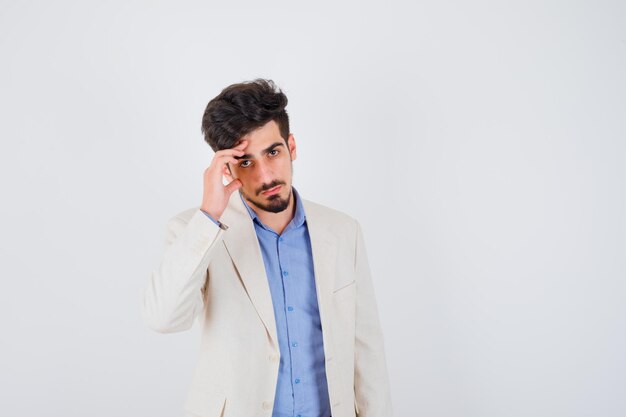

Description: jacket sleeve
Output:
[353,220,393,416]
[141,209,226,333]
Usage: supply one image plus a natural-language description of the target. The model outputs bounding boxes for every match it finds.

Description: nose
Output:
[255,160,274,185]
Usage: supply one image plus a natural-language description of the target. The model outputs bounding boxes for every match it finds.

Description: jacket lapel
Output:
[302,198,340,357]
[220,191,279,347]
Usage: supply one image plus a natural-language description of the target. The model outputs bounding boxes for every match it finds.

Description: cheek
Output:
[239,176,260,192]
[239,178,253,189]
[277,157,292,172]
[232,167,250,180]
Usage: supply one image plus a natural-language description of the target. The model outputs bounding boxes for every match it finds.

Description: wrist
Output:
[200,208,229,231]
[200,206,222,221]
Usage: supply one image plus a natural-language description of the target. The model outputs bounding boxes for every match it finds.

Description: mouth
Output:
[261,185,282,196]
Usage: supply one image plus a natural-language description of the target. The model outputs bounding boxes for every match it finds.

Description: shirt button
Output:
[294,378,301,384]
[291,342,298,347]
[287,306,294,311]
[282,271,289,277]
[279,237,284,242]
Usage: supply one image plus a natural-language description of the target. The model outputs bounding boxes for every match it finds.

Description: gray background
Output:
[1,0,625,416]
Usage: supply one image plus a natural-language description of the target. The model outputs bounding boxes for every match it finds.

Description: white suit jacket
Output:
[141,190,392,417]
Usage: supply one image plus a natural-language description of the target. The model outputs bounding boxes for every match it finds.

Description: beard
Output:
[245,181,292,214]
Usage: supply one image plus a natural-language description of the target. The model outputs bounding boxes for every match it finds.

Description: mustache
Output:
[257,180,285,195]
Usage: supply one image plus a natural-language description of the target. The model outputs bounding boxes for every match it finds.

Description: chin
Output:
[250,186,291,214]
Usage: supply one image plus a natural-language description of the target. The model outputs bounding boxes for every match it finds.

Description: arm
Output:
[140,209,227,333]
[200,209,229,230]
[201,209,221,226]
[141,138,244,334]
[353,220,393,416]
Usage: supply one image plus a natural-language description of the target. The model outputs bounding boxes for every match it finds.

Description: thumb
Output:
[225,178,242,195]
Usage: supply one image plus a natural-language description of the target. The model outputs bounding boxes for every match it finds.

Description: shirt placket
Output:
[277,232,304,417]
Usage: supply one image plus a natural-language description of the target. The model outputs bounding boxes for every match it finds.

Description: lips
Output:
[261,185,281,196]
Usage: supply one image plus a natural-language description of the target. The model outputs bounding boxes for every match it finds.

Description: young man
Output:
[141,79,392,417]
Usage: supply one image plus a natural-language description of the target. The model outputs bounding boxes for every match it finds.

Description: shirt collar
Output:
[239,185,306,232]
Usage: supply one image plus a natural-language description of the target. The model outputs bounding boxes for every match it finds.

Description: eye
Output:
[240,160,252,168]
[269,149,279,157]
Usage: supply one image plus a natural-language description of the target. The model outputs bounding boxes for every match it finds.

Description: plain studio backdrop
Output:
[1,0,625,416]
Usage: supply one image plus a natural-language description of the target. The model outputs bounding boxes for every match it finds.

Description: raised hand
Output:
[200,140,247,220]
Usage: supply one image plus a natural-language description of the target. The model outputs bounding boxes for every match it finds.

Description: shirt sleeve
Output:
[200,209,221,226]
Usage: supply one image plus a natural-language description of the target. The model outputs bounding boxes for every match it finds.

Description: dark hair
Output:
[201,78,290,152]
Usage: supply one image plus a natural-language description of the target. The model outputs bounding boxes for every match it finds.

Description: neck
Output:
[255,189,296,236]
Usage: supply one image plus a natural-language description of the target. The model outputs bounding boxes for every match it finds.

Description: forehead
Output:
[239,120,283,150]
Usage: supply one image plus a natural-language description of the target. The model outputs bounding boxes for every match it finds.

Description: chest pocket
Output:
[333,279,356,293]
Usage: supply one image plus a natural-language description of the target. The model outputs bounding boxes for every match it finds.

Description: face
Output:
[223,120,297,214]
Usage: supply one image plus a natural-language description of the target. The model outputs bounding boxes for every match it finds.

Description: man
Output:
[141,79,392,417]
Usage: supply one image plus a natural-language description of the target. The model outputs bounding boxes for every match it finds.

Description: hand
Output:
[200,140,247,220]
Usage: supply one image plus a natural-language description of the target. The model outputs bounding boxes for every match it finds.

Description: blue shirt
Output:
[202,187,331,417]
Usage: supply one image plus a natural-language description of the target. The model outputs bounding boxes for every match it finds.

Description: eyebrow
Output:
[235,141,285,160]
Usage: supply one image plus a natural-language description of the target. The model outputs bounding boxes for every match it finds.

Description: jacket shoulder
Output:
[302,198,360,232]
[170,206,200,224]
[159,207,206,246]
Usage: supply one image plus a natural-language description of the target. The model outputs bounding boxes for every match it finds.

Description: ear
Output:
[287,133,297,161]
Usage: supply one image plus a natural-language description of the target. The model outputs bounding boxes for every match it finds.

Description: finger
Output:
[233,140,248,149]
[222,165,234,180]
[215,148,245,158]
[224,157,239,165]
[216,140,247,155]
[224,178,242,194]
[207,157,238,175]
[215,156,239,168]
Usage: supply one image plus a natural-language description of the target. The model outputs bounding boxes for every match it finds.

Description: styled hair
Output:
[201,78,290,152]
